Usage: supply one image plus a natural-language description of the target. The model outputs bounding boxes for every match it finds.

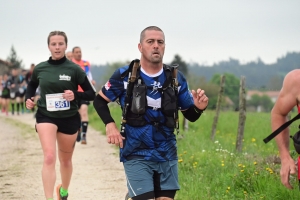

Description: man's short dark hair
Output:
[140,26,164,43]
[72,46,81,52]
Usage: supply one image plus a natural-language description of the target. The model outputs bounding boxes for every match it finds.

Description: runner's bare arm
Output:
[272,69,300,189]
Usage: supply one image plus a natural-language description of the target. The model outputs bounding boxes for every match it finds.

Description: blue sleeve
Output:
[177,71,194,110]
[101,66,128,102]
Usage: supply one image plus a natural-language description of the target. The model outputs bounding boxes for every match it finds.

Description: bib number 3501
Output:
[46,93,70,111]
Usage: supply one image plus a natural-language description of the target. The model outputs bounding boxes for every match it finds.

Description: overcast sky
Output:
[1,0,299,69]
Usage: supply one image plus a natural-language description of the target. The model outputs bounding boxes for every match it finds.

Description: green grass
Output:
[88,105,300,200]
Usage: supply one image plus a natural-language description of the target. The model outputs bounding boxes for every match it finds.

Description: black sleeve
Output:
[181,105,204,122]
[93,94,115,125]
[25,80,39,101]
[73,76,96,101]
[25,73,30,84]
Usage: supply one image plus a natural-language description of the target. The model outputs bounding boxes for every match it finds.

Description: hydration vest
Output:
[120,59,179,136]
[264,107,300,154]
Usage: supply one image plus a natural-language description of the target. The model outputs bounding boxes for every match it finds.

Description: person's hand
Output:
[11,84,15,88]
[26,97,36,109]
[91,80,96,85]
[63,90,74,101]
[106,122,125,148]
[280,156,297,189]
[191,88,209,110]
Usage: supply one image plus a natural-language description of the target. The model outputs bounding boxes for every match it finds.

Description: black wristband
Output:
[194,105,206,113]
[93,94,115,125]
[181,105,203,122]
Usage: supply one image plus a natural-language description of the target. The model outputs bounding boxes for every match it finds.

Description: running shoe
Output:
[125,192,132,200]
[56,184,68,200]
[81,133,87,144]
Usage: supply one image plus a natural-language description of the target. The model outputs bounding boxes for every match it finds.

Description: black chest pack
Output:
[119,59,179,136]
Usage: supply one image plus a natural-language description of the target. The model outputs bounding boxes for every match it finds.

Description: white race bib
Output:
[10,92,15,98]
[19,87,24,94]
[46,93,70,111]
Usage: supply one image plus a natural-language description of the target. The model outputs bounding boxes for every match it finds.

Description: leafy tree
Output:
[247,94,273,112]
[170,54,188,76]
[0,60,11,75]
[187,52,300,90]
[248,94,261,108]
[260,95,274,112]
[267,76,283,91]
[187,74,219,109]
[210,73,240,107]
[214,58,240,68]
[7,45,23,69]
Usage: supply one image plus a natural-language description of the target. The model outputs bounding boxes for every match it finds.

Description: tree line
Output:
[2,46,299,112]
[93,52,300,112]
[0,46,24,76]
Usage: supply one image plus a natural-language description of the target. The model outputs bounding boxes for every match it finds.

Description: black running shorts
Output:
[36,109,81,135]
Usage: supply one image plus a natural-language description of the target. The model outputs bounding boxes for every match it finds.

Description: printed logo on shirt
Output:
[59,74,71,81]
[150,81,162,95]
[105,81,111,90]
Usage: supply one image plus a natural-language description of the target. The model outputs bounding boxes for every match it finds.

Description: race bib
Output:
[10,92,15,98]
[19,87,25,94]
[46,93,70,111]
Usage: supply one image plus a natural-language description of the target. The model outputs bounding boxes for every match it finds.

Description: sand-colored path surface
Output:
[0,112,127,200]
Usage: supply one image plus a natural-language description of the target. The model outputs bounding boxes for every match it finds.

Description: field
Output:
[88,105,300,200]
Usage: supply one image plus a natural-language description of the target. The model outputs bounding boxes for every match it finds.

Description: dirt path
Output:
[0,112,127,200]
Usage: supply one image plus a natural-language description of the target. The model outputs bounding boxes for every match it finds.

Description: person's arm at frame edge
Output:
[271,69,300,189]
